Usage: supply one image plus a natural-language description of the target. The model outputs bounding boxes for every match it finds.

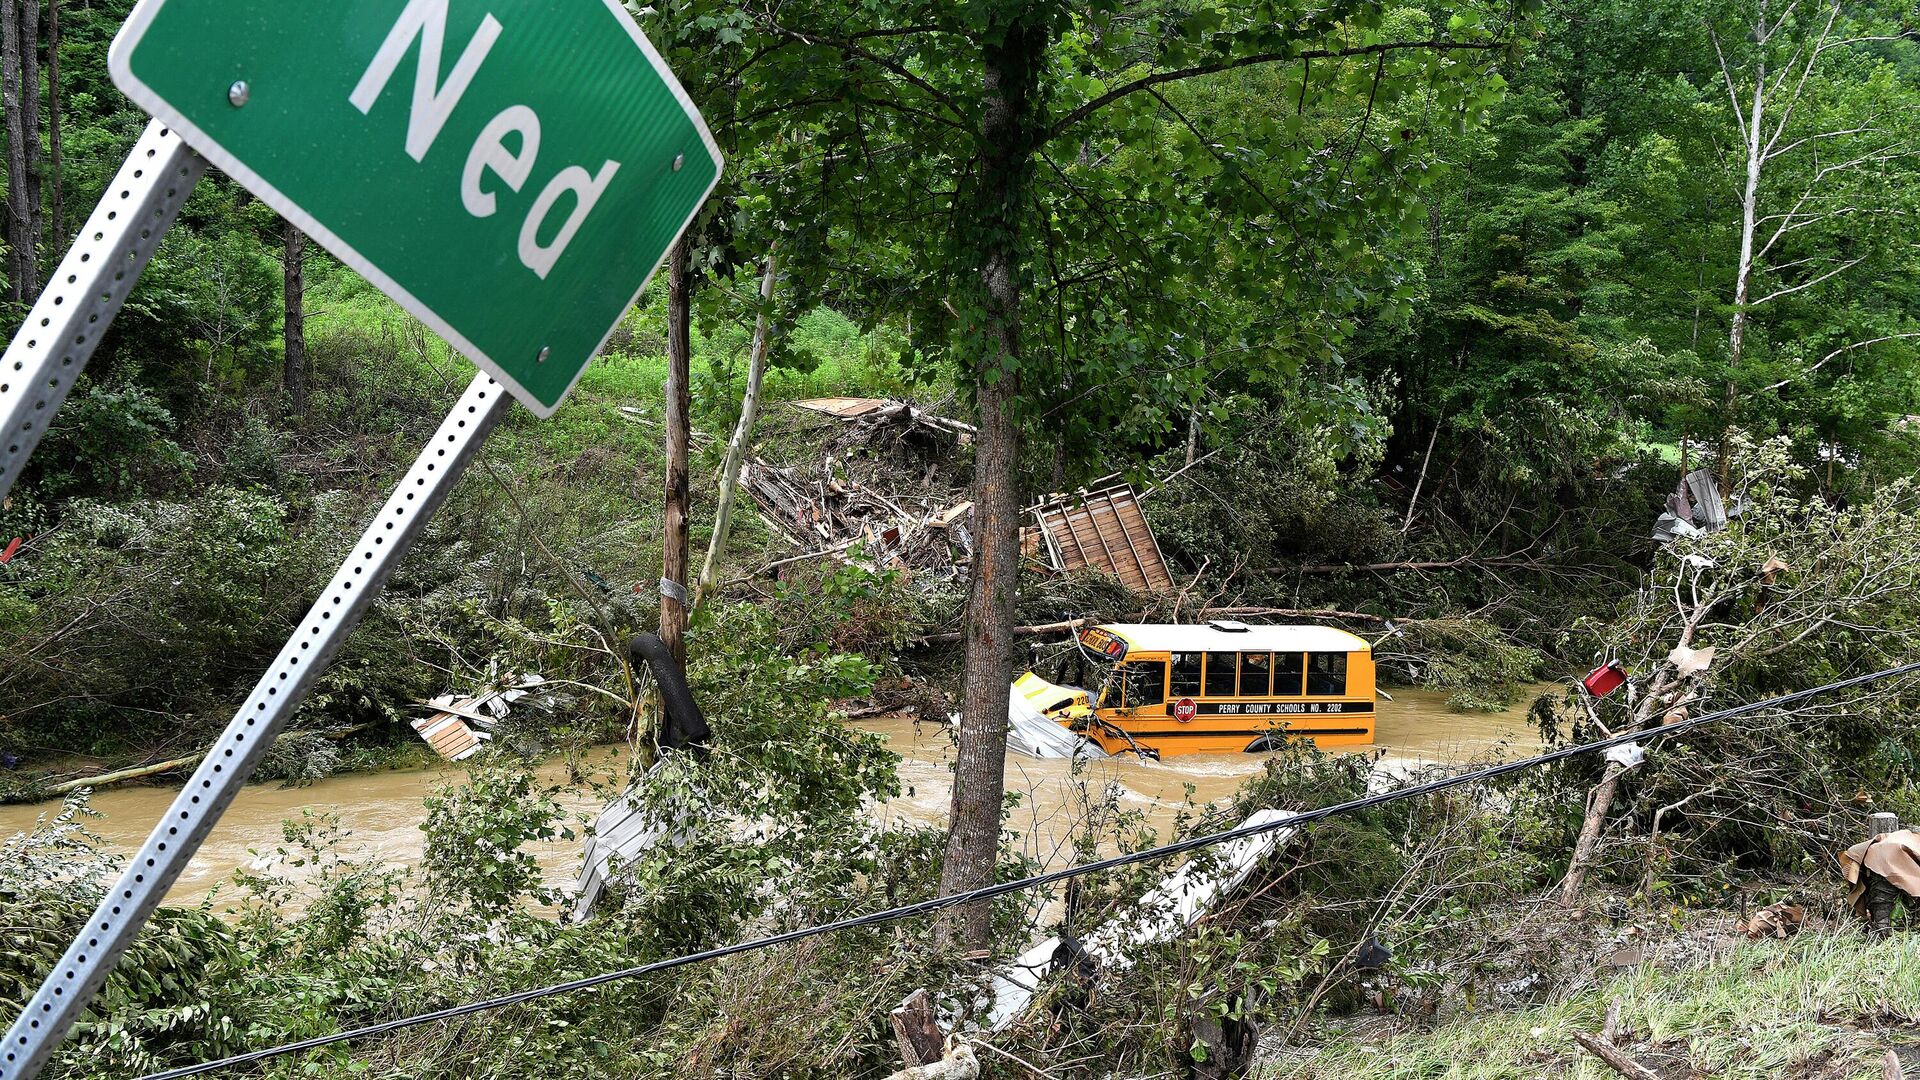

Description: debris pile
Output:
[734,396,980,584]
[790,396,978,443]
[1653,468,1744,542]
[410,675,547,761]
[742,402,1177,600]
[742,455,974,580]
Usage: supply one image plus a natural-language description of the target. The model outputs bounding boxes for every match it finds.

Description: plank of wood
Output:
[1572,1032,1659,1080]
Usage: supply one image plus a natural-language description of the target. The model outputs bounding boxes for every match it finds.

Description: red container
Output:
[1582,660,1626,697]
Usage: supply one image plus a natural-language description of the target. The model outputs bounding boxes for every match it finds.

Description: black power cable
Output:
[140,660,1920,1079]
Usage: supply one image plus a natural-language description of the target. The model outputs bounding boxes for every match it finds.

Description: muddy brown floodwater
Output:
[1,685,1553,909]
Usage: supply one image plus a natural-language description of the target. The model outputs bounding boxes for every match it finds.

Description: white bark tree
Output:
[1710,0,1918,473]
[695,246,780,609]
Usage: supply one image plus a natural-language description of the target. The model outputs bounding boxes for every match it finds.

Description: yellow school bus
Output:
[1019,620,1376,758]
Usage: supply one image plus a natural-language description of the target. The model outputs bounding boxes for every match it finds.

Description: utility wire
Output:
[141,660,1920,1079]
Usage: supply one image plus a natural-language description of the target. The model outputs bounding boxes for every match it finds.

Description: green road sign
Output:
[109,0,721,417]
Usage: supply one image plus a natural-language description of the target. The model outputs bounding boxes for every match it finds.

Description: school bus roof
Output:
[1094,622,1371,655]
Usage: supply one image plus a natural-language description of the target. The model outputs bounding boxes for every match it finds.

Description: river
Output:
[0,684,1553,909]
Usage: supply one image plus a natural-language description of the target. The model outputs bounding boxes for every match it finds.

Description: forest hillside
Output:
[6,0,1920,1077]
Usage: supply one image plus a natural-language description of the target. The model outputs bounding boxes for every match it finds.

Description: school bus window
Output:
[1169,652,1202,697]
[1274,651,1305,695]
[1122,662,1167,708]
[1238,652,1271,697]
[1307,652,1347,696]
[1203,652,1238,698]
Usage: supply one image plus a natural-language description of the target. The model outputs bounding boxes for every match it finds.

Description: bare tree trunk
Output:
[1562,649,1701,904]
[660,236,693,668]
[1,0,38,302]
[1561,759,1625,905]
[1184,398,1202,467]
[42,0,56,245]
[282,221,308,414]
[1721,41,1765,483]
[18,0,36,266]
[937,11,1046,950]
[695,246,778,608]
[1402,419,1440,535]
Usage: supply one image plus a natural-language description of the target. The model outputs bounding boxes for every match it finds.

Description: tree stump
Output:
[890,988,946,1069]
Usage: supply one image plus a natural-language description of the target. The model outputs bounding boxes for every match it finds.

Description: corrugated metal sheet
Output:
[1028,482,1174,592]
[570,762,700,922]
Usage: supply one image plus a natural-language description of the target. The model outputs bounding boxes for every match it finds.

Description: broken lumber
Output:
[43,754,204,797]
[881,1045,976,1080]
[1572,1032,1659,1080]
[890,989,946,1068]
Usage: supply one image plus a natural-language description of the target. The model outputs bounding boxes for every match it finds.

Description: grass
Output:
[1274,930,1920,1079]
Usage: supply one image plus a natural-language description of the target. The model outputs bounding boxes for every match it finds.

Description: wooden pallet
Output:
[1027,482,1174,592]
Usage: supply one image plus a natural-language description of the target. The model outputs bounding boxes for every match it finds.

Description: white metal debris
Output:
[1003,681,1106,760]
[984,809,1297,1030]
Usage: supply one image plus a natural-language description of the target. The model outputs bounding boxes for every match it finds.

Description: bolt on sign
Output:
[109,0,722,416]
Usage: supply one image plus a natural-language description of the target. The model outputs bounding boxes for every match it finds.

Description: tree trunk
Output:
[18,0,36,269]
[1560,759,1625,905]
[282,221,308,414]
[44,754,204,797]
[660,236,693,668]
[1722,46,1766,484]
[1401,419,1440,535]
[1562,662,1691,905]
[1,0,34,302]
[695,246,778,608]
[936,11,1048,950]
[42,0,57,245]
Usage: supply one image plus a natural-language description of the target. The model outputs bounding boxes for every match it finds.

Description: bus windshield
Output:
[1048,646,1115,695]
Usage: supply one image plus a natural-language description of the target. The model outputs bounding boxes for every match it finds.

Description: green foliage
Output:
[36,379,192,498]
[1551,437,1920,891]
[1387,618,1546,709]
[422,763,573,917]
[685,596,899,822]
[1145,397,1396,580]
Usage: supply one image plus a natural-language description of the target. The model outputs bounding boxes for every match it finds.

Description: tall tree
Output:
[43,0,58,246]
[1709,0,1920,473]
[661,237,693,668]
[762,0,1512,945]
[1,0,43,302]
[696,246,780,609]
[281,220,307,414]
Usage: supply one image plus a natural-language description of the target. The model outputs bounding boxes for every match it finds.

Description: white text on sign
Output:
[350,0,623,280]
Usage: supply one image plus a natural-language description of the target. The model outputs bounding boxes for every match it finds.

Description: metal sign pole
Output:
[0,119,205,504]
[1,372,510,1080]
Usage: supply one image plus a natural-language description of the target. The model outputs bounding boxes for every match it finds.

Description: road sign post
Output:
[0,120,205,506]
[2,1,719,1074]
[2,374,508,1080]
